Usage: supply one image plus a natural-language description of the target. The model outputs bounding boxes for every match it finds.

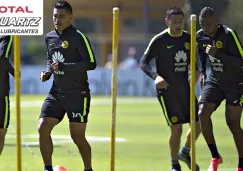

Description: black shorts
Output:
[199,81,243,109]
[40,91,91,123]
[157,89,199,126]
[0,95,10,129]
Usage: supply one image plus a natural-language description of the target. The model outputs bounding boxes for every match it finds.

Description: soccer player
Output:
[140,7,201,171]
[38,1,96,171]
[197,7,243,171]
[0,35,14,155]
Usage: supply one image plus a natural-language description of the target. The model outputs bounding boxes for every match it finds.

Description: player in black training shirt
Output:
[140,7,201,171]
[197,7,243,171]
[38,1,96,171]
[0,35,14,156]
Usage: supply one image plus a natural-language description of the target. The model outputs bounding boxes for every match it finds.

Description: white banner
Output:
[0,0,43,35]
[9,66,202,96]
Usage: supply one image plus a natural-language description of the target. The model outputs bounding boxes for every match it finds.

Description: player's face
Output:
[199,16,219,37]
[166,14,184,35]
[53,8,72,32]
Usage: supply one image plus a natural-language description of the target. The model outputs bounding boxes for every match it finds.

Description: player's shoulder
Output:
[182,30,190,36]
[45,30,56,39]
[148,29,169,44]
[75,29,89,41]
[181,30,190,39]
[196,29,204,37]
[221,24,236,35]
[0,35,12,41]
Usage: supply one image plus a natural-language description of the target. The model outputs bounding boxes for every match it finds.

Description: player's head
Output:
[199,7,219,37]
[53,1,73,32]
[165,7,184,36]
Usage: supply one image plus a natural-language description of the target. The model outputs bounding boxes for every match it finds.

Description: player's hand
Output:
[154,75,169,89]
[40,71,51,82]
[206,45,217,57]
[51,61,60,72]
[200,72,207,90]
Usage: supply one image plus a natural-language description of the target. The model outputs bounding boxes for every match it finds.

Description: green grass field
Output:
[0,95,240,171]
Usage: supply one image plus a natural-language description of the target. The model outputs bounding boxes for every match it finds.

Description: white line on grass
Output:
[9,124,38,157]
[6,134,127,146]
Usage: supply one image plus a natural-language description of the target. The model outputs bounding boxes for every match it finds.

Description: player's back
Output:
[151,29,191,91]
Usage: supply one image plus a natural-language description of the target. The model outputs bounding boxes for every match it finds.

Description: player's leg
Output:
[65,91,93,171]
[225,105,243,170]
[0,95,10,155]
[198,83,224,171]
[157,92,186,171]
[178,121,201,170]
[69,123,92,171]
[169,124,183,170]
[38,93,65,171]
[225,90,243,170]
[0,129,7,155]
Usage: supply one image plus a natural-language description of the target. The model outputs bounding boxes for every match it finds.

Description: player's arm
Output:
[0,35,14,77]
[139,38,159,80]
[40,37,52,82]
[196,38,207,74]
[214,29,243,65]
[60,32,96,72]
[196,43,207,89]
[140,37,169,89]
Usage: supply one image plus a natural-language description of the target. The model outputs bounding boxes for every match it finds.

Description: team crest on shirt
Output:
[174,50,187,72]
[61,40,69,49]
[184,42,190,50]
[171,116,178,123]
[215,41,223,48]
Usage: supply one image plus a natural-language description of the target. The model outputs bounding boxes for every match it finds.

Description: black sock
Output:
[208,143,220,159]
[171,158,179,166]
[238,158,243,169]
[84,169,93,171]
[180,146,190,155]
[44,165,53,171]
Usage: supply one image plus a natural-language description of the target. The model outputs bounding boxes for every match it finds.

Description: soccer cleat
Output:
[171,164,181,171]
[237,168,243,171]
[207,156,223,171]
[53,165,68,171]
[178,152,200,171]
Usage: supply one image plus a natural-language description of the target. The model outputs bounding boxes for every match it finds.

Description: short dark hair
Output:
[166,6,184,19]
[54,1,73,14]
[199,7,216,18]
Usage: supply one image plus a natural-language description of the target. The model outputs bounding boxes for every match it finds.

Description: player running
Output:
[197,7,243,171]
[38,1,96,171]
[0,35,14,156]
[140,6,201,171]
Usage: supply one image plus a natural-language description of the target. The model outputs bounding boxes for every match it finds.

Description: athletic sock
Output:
[44,165,53,171]
[208,143,220,159]
[171,158,179,166]
[238,158,243,169]
[180,146,190,155]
